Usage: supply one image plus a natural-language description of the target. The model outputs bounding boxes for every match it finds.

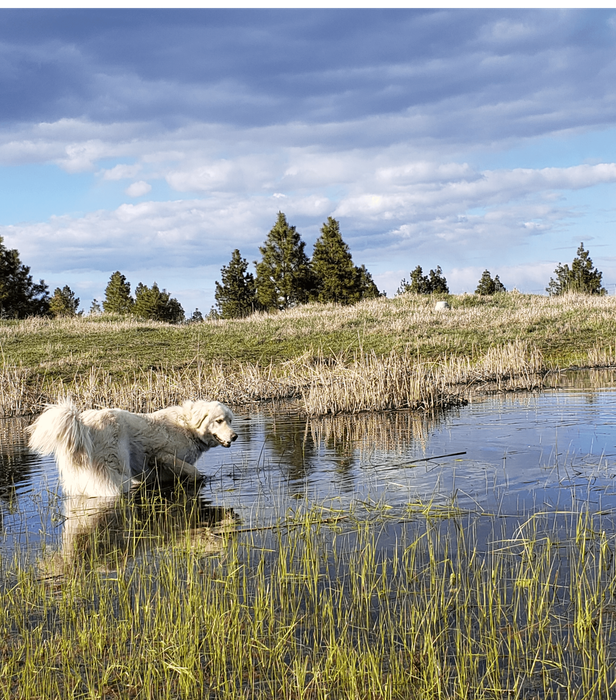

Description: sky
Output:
[2,8,616,315]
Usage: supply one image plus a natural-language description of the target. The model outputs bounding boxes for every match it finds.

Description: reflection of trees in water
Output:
[46,487,237,575]
[0,416,38,504]
[232,412,260,451]
[264,415,318,483]
[257,408,450,490]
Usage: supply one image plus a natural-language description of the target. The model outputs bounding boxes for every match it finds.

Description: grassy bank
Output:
[2,497,616,699]
[2,292,616,416]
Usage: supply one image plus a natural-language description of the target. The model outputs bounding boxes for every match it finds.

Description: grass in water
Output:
[2,493,616,698]
[3,292,616,416]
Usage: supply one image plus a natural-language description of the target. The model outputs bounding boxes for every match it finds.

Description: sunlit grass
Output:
[2,493,616,698]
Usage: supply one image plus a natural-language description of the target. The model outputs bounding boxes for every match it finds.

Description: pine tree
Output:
[355,264,381,300]
[311,217,362,305]
[397,265,449,295]
[409,265,430,294]
[89,299,102,315]
[133,282,184,323]
[103,272,134,314]
[214,249,258,319]
[255,212,313,311]
[310,217,381,305]
[0,236,49,318]
[547,242,606,296]
[49,285,80,317]
[475,270,507,296]
[428,266,449,294]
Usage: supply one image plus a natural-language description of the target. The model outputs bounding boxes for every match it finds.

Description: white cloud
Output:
[99,163,142,180]
[4,125,614,285]
[1,193,334,275]
[166,160,235,192]
[376,161,477,185]
[125,180,152,197]
[479,18,543,45]
[333,163,616,230]
[56,140,114,173]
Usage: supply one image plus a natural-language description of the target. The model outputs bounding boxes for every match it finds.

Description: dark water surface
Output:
[2,370,616,554]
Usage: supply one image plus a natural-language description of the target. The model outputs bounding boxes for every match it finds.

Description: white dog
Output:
[28,399,237,498]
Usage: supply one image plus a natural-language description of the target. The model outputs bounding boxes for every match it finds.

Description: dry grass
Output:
[0,341,549,418]
[2,292,616,416]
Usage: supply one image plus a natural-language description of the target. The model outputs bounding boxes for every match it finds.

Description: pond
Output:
[3,370,616,555]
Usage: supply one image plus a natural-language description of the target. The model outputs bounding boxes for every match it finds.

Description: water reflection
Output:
[207,377,616,522]
[0,417,37,503]
[2,369,616,554]
[44,488,236,575]
[545,367,616,391]
[308,409,435,457]
[266,414,319,483]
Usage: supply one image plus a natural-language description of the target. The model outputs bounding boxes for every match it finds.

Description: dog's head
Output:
[183,401,237,449]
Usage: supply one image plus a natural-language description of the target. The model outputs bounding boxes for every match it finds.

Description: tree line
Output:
[213,213,381,319]
[0,231,608,322]
[0,234,187,322]
[395,242,606,298]
[97,272,185,322]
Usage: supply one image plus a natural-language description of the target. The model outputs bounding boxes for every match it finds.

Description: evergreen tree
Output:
[214,249,258,319]
[409,265,431,294]
[355,264,381,299]
[475,270,507,295]
[133,282,185,323]
[206,306,220,320]
[397,265,449,295]
[415,265,431,293]
[103,272,134,314]
[428,266,449,294]
[188,309,204,323]
[396,277,410,296]
[311,217,363,305]
[89,299,102,316]
[547,242,606,296]
[49,285,80,317]
[255,212,313,311]
[316,223,381,302]
[0,236,49,318]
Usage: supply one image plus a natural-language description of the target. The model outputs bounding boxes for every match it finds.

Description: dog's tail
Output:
[28,399,92,467]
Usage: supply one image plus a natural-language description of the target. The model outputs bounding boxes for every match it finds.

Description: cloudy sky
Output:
[2,9,616,314]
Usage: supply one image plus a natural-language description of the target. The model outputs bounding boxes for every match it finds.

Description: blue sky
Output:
[2,8,616,314]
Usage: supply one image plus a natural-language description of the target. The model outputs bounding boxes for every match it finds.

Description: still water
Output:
[2,370,616,556]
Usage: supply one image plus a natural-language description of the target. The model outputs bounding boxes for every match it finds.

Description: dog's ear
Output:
[194,402,211,429]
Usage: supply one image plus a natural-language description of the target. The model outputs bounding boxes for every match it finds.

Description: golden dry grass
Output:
[2,292,616,416]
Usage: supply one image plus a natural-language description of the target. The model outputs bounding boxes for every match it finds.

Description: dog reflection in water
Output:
[46,486,238,574]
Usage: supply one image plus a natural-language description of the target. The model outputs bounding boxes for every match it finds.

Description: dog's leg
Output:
[156,454,203,481]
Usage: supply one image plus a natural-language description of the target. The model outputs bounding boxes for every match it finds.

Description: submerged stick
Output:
[407,451,467,465]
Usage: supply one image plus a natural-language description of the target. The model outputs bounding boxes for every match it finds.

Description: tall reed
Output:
[0,337,603,417]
